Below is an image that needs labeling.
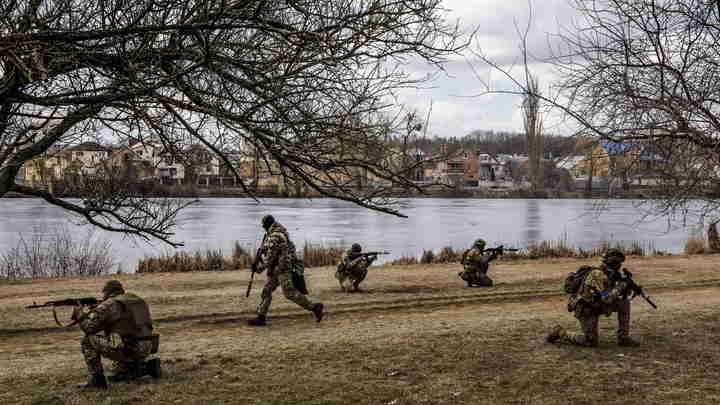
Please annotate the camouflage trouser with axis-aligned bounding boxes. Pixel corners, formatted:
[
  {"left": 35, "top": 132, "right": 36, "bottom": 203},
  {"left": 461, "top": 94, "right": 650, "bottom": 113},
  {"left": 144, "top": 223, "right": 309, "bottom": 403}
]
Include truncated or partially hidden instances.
[
  {"left": 257, "top": 269, "right": 315, "bottom": 316},
  {"left": 559, "top": 299, "right": 631, "bottom": 347},
  {"left": 335, "top": 266, "right": 368, "bottom": 291},
  {"left": 81, "top": 333, "right": 154, "bottom": 375},
  {"left": 459, "top": 270, "right": 493, "bottom": 287}
]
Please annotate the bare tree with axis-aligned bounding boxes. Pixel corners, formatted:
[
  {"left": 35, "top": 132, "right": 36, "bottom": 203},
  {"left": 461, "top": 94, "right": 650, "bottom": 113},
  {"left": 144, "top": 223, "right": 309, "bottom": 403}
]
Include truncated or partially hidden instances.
[
  {"left": 475, "top": 0, "right": 720, "bottom": 225},
  {"left": 0, "top": 0, "right": 467, "bottom": 246},
  {"left": 522, "top": 73, "right": 544, "bottom": 192}
]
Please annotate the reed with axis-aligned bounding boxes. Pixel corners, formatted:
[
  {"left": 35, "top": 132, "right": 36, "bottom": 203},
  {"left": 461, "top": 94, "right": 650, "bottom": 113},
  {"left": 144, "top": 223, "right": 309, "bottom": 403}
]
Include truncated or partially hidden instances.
[{"left": 684, "top": 235, "right": 706, "bottom": 255}]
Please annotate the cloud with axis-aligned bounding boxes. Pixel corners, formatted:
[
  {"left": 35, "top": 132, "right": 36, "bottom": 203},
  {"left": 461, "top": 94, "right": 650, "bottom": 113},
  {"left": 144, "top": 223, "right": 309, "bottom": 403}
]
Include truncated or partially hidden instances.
[{"left": 395, "top": 0, "right": 582, "bottom": 137}]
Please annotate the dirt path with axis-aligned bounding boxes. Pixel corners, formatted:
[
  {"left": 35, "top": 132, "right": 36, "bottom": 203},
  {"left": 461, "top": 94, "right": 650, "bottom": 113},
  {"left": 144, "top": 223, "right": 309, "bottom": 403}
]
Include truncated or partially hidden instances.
[{"left": 1, "top": 255, "right": 719, "bottom": 404}]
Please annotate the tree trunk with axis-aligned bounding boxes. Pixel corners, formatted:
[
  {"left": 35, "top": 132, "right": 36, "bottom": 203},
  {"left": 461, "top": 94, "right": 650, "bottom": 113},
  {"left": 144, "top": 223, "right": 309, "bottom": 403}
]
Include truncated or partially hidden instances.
[{"left": 708, "top": 222, "right": 720, "bottom": 253}]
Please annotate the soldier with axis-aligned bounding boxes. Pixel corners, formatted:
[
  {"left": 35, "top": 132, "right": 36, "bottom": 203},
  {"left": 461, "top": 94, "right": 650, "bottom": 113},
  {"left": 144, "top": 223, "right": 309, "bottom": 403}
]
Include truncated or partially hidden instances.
[
  {"left": 546, "top": 249, "right": 640, "bottom": 347},
  {"left": 247, "top": 215, "right": 324, "bottom": 326},
  {"left": 458, "top": 239, "right": 499, "bottom": 287},
  {"left": 73, "top": 280, "right": 160, "bottom": 390},
  {"left": 336, "top": 243, "right": 375, "bottom": 292}
]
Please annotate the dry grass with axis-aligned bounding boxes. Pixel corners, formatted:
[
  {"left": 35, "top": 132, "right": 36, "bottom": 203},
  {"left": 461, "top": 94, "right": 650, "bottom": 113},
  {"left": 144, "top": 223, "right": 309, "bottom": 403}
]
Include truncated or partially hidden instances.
[
  {"left": 137, "top": 241, "right": 346, "bottom": 274},
  {"left": 301, "top": 242, "right": 344, "bottom": 268},
  {"left": 0, "top": 227, "right": 114, "bottom": 279},
  {"left": 2, "top": 254, "right": 720, "bottom": 404},
  {"left": 684, "top": 235, "right": 707, "bottom": 255}
]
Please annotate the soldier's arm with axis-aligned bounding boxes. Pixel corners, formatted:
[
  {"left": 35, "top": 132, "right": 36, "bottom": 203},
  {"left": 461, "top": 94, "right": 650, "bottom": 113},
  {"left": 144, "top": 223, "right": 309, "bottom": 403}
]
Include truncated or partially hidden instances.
[
  {"left": 78, "top": 300, "right": 117, "bottom": 335},
  {"left": 586, "top": 271, "right": 622, "bottom": 304}
]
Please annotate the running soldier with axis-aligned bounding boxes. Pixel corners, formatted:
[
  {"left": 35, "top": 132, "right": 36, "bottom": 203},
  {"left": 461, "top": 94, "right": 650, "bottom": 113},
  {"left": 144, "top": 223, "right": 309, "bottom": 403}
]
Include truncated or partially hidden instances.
[
  {"left": 247, "top": 215, "right": 324, "bottom": 326},
  {"left": 336, "top": 243, "right": 376, "bottom": 292},
  {"left": 546, "top": 249, "right": 640, "bottom": 347},
  {"left": 458, "top": 239, "right": 499, "bottom": 287},
  {"left": 74, "top": 280, "right": 160, "bottom": 390}
]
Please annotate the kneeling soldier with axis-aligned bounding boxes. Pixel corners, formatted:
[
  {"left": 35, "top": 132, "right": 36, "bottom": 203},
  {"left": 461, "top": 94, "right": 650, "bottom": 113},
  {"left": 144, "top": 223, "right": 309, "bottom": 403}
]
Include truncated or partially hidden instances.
[
  {"left": 459, "top": 239, "right": 497, "bottom": 287},
  {"left": 74, "top": 280, "right": 160, "bottom": 389},
  {"left": 336, "top": 243, "right": 375, "bottom": 292},
  {"left": 546, "top": 249, "right": 640, "bottom": 347}
]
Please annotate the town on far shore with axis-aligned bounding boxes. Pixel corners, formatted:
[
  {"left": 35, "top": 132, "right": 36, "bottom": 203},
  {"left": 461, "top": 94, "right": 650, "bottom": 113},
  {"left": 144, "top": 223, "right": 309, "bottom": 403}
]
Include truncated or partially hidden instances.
[{"left": 14, "top": 130, "right": 666, "bottom": 199}]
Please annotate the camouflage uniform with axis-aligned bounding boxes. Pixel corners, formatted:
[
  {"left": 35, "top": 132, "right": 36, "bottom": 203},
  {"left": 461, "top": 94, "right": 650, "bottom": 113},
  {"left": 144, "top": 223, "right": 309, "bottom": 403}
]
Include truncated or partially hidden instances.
[
  {"left": 78, "top": 282, "right": 155, "bottom": 378},
  {"left": 549, "top": 250, "right": 636, "bottom": 347},
  {"left": 335, "top": 248, "right": 373, "bottom": 292},
  {"left": 459, "top": 239, "right": 497, "bottom": 287},
  {"left": 255, "top": 222, "right": 319, "bottom": 317}
]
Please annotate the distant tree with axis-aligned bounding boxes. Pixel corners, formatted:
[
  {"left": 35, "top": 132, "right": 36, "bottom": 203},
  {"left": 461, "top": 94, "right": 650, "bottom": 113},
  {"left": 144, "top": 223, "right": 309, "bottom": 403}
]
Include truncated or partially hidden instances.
[
  {"left": 0, "top": 0, "right": 466, "bottom": 246},
  {"left": 476, "top": 0, "right": 720, "bottom": 223}
]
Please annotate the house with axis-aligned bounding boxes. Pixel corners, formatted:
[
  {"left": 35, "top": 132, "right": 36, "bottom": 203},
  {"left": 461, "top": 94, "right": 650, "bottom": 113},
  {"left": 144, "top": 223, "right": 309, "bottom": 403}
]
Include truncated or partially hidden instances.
[{"left": 23, "top": 142, "right": 110, "bottom": 186}]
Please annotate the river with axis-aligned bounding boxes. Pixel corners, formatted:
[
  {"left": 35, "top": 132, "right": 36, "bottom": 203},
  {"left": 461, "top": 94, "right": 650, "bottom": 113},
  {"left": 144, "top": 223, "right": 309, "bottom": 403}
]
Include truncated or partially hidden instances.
[{"left": 0, "top": 198, "right": 698, "bottom": 272}]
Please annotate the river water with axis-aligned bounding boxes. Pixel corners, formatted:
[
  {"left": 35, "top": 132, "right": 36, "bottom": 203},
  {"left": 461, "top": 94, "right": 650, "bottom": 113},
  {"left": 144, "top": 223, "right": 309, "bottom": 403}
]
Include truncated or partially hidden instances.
[{"left": 0, "top": 198, "right": 698, "bottom": 272}]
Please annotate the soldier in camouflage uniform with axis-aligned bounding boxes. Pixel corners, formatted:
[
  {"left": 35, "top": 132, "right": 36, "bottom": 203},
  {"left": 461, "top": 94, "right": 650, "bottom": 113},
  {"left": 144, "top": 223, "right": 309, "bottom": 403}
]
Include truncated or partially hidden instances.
[
  {"left": 73, "top": 280, "right": 160, "bottom": 389},
  {"left": 247, "top": 215, "right": 324, "bottom": 326},
  {"left": 336, "top": 243, "right": 375, "bottom": 292},
  {"left": 458, "top": 239, "right": 498, "bottom": 287},
  {"left": 546, "top": 249, "right": 640, "bottom": 347}
]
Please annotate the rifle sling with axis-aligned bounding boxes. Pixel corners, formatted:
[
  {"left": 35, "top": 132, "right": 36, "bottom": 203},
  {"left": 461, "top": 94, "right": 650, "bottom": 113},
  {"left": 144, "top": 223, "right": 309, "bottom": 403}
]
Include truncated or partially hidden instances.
[{"left": 52, "top": 306, "right": 79, "bottom": 328}]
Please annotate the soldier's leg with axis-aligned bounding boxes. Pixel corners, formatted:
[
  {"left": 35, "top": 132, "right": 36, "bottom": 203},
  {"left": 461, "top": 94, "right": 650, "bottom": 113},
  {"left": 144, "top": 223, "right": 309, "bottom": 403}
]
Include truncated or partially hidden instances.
[
  {"left": 459, "top": 271, "right": 474, "bottom": 287},
  {"left": 256, "top": 273, "right": 280, "bottom": 316},
  {"left": 351, "top": 267, "right": 368, "bottom": 292},
  {"left": 278, "top": 270, "right": 315, "bottom": 310},
  {"left": 81, "top": 335, "right": 106, "bottom": 376},
  {"left": 616, "top": 299, "right": 639, "bottom": 346},
  {"left": 475, "top": 273, "right": 494, "bottom": 287},
  {"left": 559, "top": 315, "right": 599, "bottom": 347},
  {"left": 335, "top": 270, "right": 348, "bottom": 292}
]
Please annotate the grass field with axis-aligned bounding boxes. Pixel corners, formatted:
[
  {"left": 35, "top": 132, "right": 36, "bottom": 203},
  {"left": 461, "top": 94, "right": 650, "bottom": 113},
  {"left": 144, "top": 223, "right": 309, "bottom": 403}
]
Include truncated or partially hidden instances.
[{"left": 2, "top": 254, "right": 720, "bottom": 404}]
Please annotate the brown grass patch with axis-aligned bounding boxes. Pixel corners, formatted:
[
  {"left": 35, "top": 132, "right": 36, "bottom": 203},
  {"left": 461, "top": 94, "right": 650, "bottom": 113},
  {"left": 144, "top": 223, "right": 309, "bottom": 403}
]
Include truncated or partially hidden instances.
[{"left": 684, "top": 235, "right": 707, "bottom": 255}]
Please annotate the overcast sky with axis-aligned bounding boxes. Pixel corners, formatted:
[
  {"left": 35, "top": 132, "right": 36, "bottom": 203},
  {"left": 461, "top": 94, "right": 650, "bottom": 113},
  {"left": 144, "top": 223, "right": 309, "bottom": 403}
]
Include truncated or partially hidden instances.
[{"left": 396, "top": 0, "right": 580, "bottom": 138}]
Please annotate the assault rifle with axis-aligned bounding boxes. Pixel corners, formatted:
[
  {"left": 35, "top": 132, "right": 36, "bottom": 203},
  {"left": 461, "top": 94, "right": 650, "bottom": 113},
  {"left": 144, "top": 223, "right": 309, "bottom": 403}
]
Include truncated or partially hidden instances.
[
  {"left": 26, "top": 297, "right": 100, "bottom": 327},
  {"left": 484, "top": 245, "right": 520, "bottom": 255},
  {"left": 359, "top": 251, "right": 390, "bottom": 259},
  {"left": 618, "top": 268, "right": 658, "bottom": 309},
  {"left": 247, "top": 236, "right": 268, "bottom": 298}
]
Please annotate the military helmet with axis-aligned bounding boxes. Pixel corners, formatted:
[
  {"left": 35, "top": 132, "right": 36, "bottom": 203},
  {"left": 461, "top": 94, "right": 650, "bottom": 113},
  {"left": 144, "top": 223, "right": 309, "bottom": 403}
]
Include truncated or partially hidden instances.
[
  {"left": 102, "top": 280, "right": 125, "bottom": 299},
  {"left": 351, "top": 243, "right": 362, "bottom": 253},
  {"left": 473, "top": 239, "right": 486, "bottom": 249},
  {"left": 261, "top": 215, "right": 275, "bottom": 230},
  {"left": 602, "top": 248, "right": 626, "bottom": 265}
]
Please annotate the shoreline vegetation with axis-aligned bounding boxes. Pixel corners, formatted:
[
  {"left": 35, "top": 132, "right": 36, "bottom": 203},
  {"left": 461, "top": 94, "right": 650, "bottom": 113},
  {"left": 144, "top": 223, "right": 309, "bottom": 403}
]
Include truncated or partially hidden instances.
[
  {"left": 1, "top": 186, "right": 663, "bottom": 200},
  {"left": 1, "top": 229, "right": 716, "bottom": 279}
]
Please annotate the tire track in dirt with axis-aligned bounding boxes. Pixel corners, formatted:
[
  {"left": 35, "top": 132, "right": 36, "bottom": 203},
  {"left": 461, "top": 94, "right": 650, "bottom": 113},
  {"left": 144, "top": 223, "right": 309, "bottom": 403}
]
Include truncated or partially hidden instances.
[{"left": 3, "top": 278, "right": 719, "bottom": 337}]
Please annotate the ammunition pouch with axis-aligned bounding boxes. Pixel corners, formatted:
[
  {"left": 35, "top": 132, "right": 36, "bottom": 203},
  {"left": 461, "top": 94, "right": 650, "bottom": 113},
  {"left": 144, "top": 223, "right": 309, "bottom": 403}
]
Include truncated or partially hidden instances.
[
  {"left": 567, "top": 295, "right": 579, "bottom": 312},
  {"left": 125, "top": 334, "right": 160, "bottom": 355}
]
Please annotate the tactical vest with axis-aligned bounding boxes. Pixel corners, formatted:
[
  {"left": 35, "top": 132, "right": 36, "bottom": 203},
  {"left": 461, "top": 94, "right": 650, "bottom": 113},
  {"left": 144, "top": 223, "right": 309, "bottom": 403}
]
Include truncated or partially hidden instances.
[{"left": 108, "top": 293, "right": 153, "bottom": 338}]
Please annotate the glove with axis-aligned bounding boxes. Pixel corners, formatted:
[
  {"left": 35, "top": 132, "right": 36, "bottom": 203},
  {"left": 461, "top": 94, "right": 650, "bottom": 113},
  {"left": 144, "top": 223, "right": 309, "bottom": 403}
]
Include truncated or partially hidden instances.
[
  {"left": 71, "top": 305, "right": 85, "bottom": 321},
  {"left": 615, "top": 281, "right": 630, "bottom": 295}
]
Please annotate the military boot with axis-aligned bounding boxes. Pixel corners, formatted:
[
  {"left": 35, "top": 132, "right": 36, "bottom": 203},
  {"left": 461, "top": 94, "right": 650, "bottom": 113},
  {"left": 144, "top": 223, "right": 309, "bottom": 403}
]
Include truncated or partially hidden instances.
[
  {"left": 77, "top": 373, "right": 108, "bottom": 390},
  {"left": 108, "top": 361, "right": 140, "bottom": 382},
  {"left": 145, "top": 358, "right": 162, "bottom": 379},
  {"left": 312, "top": 303, "right": 324, "bottom": 322},
  {"left": 546, "top": 325, "right": 564, "bottom": 344},
  {"left": 247, "top": 314, "right": 267, "bottom": 326},
  {"left": 618, "top": 336, "right": 641, "bottom": 347}
]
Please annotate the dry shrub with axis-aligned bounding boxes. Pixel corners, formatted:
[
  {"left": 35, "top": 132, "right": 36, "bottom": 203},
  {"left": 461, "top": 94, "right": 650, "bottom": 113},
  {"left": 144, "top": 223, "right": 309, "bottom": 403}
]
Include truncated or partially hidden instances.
[
  {"left": 301, "top": 242, "right": 344, "bottom": 268},
  {"left": 137, "top": 249, "right": 234, "bottom": 273},
  {"left": 684, "top": 235, "right": 706, "bottom": 255},
  {"left": 387, "top": 255, "right": 418, "bottom": 266},
  {"left": 435, "top": 246, "right": 461, "bottom": 263},
  {"left": 420, "top": 249, "right": 435, "bottom": 264},
  {"left": 0, "top": 226, "right": 114, "bottom": 279},
  {"left": 231, "top": 242, "right": 254, "bottom": 269}
]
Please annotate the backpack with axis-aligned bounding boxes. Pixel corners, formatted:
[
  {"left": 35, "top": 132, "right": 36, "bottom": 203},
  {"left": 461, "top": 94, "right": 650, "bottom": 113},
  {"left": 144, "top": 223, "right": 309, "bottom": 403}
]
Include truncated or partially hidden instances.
[{"left": 563, "top": 265, "right": 594, "bottom": 294}]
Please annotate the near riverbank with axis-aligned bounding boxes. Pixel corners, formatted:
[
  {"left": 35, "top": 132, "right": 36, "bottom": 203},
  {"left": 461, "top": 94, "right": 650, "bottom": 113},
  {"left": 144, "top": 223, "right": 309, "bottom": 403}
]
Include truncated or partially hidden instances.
[{"left": 2, "top": 254, "right": 719, "bottom": 404}]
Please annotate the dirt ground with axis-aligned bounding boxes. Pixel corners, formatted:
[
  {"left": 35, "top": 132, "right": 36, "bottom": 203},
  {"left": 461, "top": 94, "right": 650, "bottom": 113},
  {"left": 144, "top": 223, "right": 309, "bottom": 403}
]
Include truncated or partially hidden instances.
[{"left": 1, "top": 254, "right": 719, "bottom": 405}]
